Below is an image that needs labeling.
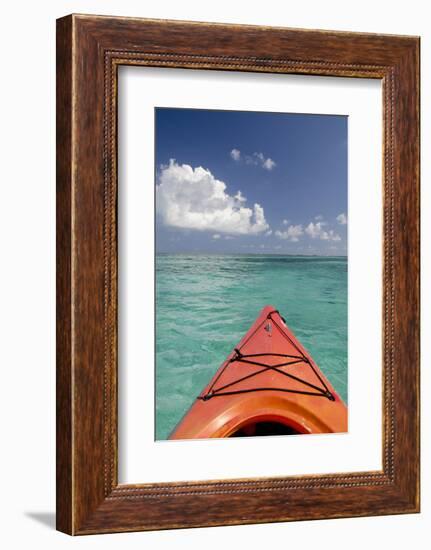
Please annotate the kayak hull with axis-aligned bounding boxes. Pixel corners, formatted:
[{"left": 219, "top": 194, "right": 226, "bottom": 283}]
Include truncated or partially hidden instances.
[{"left": 169, "top": 305, "right": 347, "bottom": 439}]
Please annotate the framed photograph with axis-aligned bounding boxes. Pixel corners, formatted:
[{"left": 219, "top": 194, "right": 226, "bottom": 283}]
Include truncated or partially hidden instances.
[{"left": 56, "top": 14, "right": 420, "bottom": 534}]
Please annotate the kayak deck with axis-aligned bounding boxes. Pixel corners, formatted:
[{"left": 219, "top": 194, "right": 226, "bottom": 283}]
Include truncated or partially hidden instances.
[{"left": 169, "top": 305, "right": 347, "bottom": 439}]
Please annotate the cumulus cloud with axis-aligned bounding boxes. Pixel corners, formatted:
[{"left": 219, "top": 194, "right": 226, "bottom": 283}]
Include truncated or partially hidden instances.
[
  {"left": 230, "top": 148, "right": 241, "bottom": 161},
  {"left": 248, "top": 152, "right": 276, "bottom": 170},
  {"left": 156, "top": 160, "right": 270, "bottom": 235},
  {"left": 262, "top": 158, "right": 276, "bottom": 170},
  {"left": 231, "top": 149, "right": 276, "bottom": 171},
  {"left": 212, "top": 234, "right": 221, "bottom": 240},
  {"left": 314, "top": 214, "right": 324, "bottom": 221},
  {"left": 336, "top": 212, "right": 347, "bottom": 225},
  {"left": 234, "top": 190, "right": 246, "bottom": 202},
  {"left": 305, "top": 221, "right": 325, "bottom": 239},
  {"left": 265, "top": 230, "right": 273, "bottom": 236},
  {"left": 305, "top": 222, "right": 341, "bottom": 241},
  {"left": 275, "top": 218, "right": 343, "bottom": 244},
  {"left": 275, "top": 225, "right": 304, "bottom": 242}
]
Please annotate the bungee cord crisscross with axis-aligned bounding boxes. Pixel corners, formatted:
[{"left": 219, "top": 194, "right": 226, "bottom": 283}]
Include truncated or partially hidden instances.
[{"left": 198, "top": 310, "right": 335, "bottom": 402}]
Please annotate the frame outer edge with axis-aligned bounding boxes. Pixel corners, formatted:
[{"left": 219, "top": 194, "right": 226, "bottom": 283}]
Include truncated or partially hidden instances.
[
  {"left": 392, "top": 38, "right": 420, "bottom": 511},
  {"left": 56, "top": 14, "right": 74, "bottom": 535},
  {"left": 56, "top": 14, "right": 421, "bottom": 535}
]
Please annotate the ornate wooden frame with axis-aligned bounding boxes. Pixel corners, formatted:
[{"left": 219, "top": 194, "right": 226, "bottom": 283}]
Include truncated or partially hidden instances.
[{"left": 56, "top": 14, "right": 420, "bottom": 534}]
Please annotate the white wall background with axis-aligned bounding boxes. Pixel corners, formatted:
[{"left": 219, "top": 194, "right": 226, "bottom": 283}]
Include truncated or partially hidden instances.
[{"left": 0, "top": 0, "right": 427, "bottom": 548}]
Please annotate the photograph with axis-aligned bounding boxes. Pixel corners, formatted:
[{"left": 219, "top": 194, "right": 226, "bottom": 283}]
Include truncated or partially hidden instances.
[{"left": 155, "top": 107, "right": 348, "bottom": 440}]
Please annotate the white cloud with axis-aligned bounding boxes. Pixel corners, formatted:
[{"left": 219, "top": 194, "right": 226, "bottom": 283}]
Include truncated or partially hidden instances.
[
  {"left": 275, "top": 225, "right": 304, "bottom": 242},
  {"left": 262, "top": 158, "right": 276, "bottom": 171},
  {"left": 305, "top": 222, "right": 323, "bottom": 239},
  {"left": 234, "top": 190, "right": 246, "bottom": 202},
  {"left": 230, "top": 148, "right": 241, "bottom": 161},
  {"left": 156, "top": 160, "right": 270, "bottom": 235},
  {"left": 265, "top": 230, "right": 273, "bottom": 236},
  {"left": 315, "top": 214, "right": 324, "bottom": 221},
  {"left": 251, "top": 152, "right": 276, "bottom": 170},
  {"left": 305, "top": 222, "right": 341, "bottom": 241},
  {"left": 275, "top": 219, "right": 342, "bottom": 244},
  {"left": 336, "top": 212, "right": 347, "bottom": 225},
  {"left": 236, "top": 150, "right": 276, "bottom": 170},
  {"left": 212, "top": 234, "right": 221, "bottom": 240}
]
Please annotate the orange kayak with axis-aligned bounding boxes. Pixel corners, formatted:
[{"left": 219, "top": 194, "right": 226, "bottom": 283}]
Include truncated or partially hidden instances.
[{"left": 169, "top": 305, "right": 347, "bottom": 439}]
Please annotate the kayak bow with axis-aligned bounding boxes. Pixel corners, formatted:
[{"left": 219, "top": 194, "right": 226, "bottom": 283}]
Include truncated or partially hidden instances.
[{"left": 169, "top": 305, "right": 347, "bottom": 439}]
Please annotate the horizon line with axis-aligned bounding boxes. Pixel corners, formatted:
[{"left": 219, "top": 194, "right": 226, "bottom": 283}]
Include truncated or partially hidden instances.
[{"left": 155, "top": 252, "right": 348, "bottom": 258}]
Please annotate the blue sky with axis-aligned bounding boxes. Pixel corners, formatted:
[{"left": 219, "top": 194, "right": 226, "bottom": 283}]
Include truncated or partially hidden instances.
[{"left": 155, "top": 108, "right": 347, "bottom": 255}]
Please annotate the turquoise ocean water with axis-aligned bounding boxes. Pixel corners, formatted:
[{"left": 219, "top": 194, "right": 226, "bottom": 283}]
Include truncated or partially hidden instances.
[{"left": 155, "top": 254, "right": 348, "bottom": 440}]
